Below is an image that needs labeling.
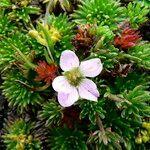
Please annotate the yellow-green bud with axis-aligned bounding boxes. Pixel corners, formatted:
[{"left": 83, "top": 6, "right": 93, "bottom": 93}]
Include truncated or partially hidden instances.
[
  {"left": 29, "top": 30, "right": 47, "bottom": 46},
  {"left": 29, "top": 30, "right": 39, "bottom": 38},
  {"left": 49, "top": 27, "right": 61, "bottom": 43},
  {"left": 12, "top": 5, "right": 17, "bottom": 9},
  {"left": 36, "top": 36, "right": 47, "bottom": 46},
  {"left": 16, "top": 143, "right": 25, "bottom": 150},
  {"left": 142, "top": 135, "right": 149, "bottom": 143},
  {"left": 26, "top": 135, "right": 33, "bottom": 144},
  {"left": 18, "top": 134, "right": 26, "bottom": 143},
  {"left": 135, "top": 136, "right": 142, "bottom": 144},
  {"left": 142, "top": 122, "right": 150, "bottom": 130}
]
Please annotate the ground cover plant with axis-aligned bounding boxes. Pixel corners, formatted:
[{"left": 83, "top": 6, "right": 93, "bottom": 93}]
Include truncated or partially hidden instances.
[{"left": 0, "top": 0, "right": 150, "bottom": 149}]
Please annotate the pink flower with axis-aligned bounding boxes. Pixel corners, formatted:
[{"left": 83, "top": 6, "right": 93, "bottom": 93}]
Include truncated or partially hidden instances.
[{"left": 52, "top": 50, "right": 103, "bottom": 107}]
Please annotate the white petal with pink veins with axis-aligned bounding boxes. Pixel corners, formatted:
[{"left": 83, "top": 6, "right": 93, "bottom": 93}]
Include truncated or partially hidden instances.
[
  {"left": 78, "top": 79, "right": 99, "bottom": 101},
  {"left": 58, "top": 88, "right": 79, "bottom": 107},
  {"left": 80, "top": 58, "right": 103, "bottom": 77},
  {"left": 60, "top": 50, "right": 79, "bottom": 71},
  {"left": 52, "top": 76, "right": 73, "bottom": 93}
]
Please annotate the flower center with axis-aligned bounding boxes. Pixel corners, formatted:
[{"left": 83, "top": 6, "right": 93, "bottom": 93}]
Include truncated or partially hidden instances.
[{"left": 64, "top": 67, "right": 84, "bottom": 87}]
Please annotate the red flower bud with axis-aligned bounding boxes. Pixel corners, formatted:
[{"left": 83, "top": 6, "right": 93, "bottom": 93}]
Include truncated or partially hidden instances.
[
  {"left": 35, "top": 61, "right": 58, "bottom": 84},
  {"left": 114, "top": 27, "right": 141, "bottom": 50}
]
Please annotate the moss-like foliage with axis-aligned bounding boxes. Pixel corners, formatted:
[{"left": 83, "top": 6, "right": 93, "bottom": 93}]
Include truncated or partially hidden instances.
[
  {"left": 0, "top": 0, "right": 11, "bottom": 7},
  {"left": 0, "top": 32, "right": 44, "bottom": 71},
  {"left": 49, "top": 127, "right": 87, "bottom": 150},
  {"left": 127, "top": 41, "right": 150, "bottom": 69},
  {"left": 48, "top": 14, "right": 75, "bottom": 57},
  {"left": 39, "top": 100, "right": 63, "bottom": 126},
  {"left": 1, "top": 69, "right": 43, "bottom": 112},
  {"left": 3, "top": 118, "right": 42, "bottom": 150},
  {"left": 0, "top": 10, "right": 16, "bottom": 37},
  {"left": 121, "top": 85, "right": 150, "bottom": 120},
  {"left": 72, "top": 0, "right": 125, "bottom": 29},
  {"left": 125, "top": 2, "right": 149, "bottom": 28},
  {"left": 79, "top": 100, "right": 105, "bottom": 124},
  {"left": 0, "top": 0, "right": 150, "bottom": 149},
  {"left": 0, "top": 0, "right": 40, "bottom": 22},
  {"left": 87, "top": 129, "right": 123, "bottom": 150}
]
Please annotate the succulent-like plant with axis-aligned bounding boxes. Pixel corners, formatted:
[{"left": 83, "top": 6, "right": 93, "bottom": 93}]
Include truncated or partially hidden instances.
[
  {"left": 39, "top": 99, "right": 63, "bottom": 126},
  {"left": 8, "top": 6, "right": 40, "bottom": 23},
  {"left": 114, "top": 71, "right": 149, "bottom": 92},
  {"left": 121, "top": 85, "right": 150, "bottom": 120},
  {"left": 0, "top": 10, "right": 16, "bottom": 37},
  {"left": 3, "top": 118, "right": 42, "bottom": 150},
  {"left": 0, "top": 0, "right": 11, "bottom": 7},
  {"left": 72, "top": 0, "right": 125, "bottom": 30},
  {"left": 125, "top": 2, "right": 149, "bottom": 28},
  {"left": 1, "top": 69, "right": 43, "bottom": 112},
  {"left": 126, "top": 41, "right": 150, "bottom": 69},
  {"left": 49, "top": 127, "right": 87, "bottom": 150},
  {"left": 47, "top": 14, "right": 74, "bottom": 56},
  {"left": 79, "top": 100, "right": 105, "bottom": 124},
  {"left": 107, "top": 85, "right": 150, "bottom": 121},
  {"left": 87, "top": 129, "right": 123, "bottom": 150},
  {"left": 0, "top": 32, "right": 44, "bottom": 71}
]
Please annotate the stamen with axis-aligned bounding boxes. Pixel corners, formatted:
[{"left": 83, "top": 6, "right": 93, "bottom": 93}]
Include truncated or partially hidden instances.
[{"left": 64, "top": 67, "right": 84, "bottom": 86}]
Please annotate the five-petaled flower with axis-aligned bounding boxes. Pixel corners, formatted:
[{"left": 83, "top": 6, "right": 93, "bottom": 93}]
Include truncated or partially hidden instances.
[
  {"left": 114, "top": 27, "right": 141, "bottom": 50},
  {"left": 52, "top": 50, "right": 103, "bottom": 107},
  {"left": 35, "top": 61, "right": 58, "bottom": 84}
]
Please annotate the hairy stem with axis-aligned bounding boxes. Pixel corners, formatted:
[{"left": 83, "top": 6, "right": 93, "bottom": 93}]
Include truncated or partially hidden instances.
[
  {"left": 106, "top": 93, "right": 123, "bottom": 102},
  {"left": 96, "top": 113, "right": 105, "bottom": 132},
  {"left": 16, "top": 80, "right": 50, "bottom": 91}
]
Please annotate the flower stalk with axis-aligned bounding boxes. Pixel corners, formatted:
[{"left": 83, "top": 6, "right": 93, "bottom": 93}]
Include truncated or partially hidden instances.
[
  {"left": 16, "top": 80, "right": 50, "bottom": 91},
  {"left": 38, "top": 23, "right": 55, "bottom": 62}
]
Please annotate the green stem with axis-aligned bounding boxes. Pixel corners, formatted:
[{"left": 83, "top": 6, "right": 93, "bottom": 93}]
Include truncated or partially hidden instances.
[
  {"left": 44, "top": 49, "right": 53, "bottom": 64},
  {"left": 46, "top": 44, "right": 54, "bottom": 62},
  {"left": 38, "top": 23, "right": 54, "bottom": 62},
  {"left": 43, "top": 0, "right": 56, "bottom": 62},
  {"left": 119, "top": 53, "right": 142, "bottom": 62},
  {"left": 10, "top": 44, "right": 36, "bottom": 69},
  {"left": 34, "top": 84, "right": 50, "bottom": 91}
]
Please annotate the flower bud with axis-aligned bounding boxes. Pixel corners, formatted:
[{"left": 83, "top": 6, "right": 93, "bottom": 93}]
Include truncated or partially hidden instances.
[
  {"left": 142, "top": 135, "right": 149, "bottom": 143},
  {"left": 49, "top": 27, "right": 61, "bottom": 43},
  {"left": 142, "top": 122, "right": 150, "bottom": 130},
  {"left": 28, "top": 30, "right": 39, "bottom": 38},
  {"left": 135, "top": 136, "right": 142, "bottom": 144}
]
